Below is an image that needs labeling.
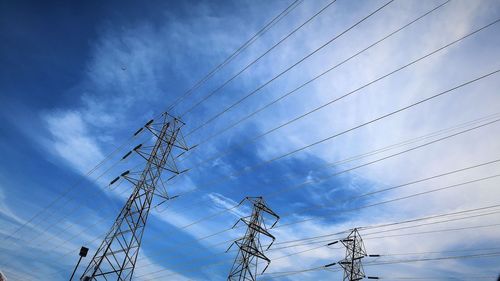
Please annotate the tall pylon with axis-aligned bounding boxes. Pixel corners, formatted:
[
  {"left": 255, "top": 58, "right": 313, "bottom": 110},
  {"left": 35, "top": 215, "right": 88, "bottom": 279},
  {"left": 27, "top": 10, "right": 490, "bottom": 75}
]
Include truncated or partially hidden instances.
[
  {"left": 325, "top": 228, "right": 379, "bottom": 280},
  {"left": 227, "top": 196, "right": 279, "bottom": 281},
  {"left": 338, "top": 228, "right": 367, "bottom": 281},
  {"left": 80, "top": 113, "right": 189, "bottom": 281}
]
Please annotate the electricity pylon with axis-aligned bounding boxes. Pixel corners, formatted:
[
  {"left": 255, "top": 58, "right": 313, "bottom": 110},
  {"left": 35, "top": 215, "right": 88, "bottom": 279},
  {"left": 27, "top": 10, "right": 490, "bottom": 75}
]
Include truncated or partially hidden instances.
[
  {"left": 227, "top": 196, "right": 279, "bottom": 281},
  {"left": 338, "top": 228, "right": 367, "bottom": 281},
  {"left": 325, "top": 228, "right": 380, "bottom": 280},
  {"left": 325, "top": 228, "right": 369, "bottom": 281},
  {"left": 80, "top": 113, "right": 188, "bottom": 281}
]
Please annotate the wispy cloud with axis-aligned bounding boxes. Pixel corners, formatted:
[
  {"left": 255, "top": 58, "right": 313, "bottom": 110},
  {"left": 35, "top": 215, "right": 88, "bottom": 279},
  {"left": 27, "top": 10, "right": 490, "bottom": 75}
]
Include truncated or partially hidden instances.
[
  {"left": 3, "top": 0, "right": 500, "bottom": 280},
  {"left": 43, "top": 111, "right": 105, "bottom": 174}
]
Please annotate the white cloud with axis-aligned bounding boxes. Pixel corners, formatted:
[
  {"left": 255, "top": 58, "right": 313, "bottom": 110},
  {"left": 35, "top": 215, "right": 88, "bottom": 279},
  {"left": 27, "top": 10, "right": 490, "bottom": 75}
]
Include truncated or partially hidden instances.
[
  {"left": 43, "top": 111, "right": 105, "bottom": 175},
  {"left": 8, "top": 0, "right": 499, "bottom": 279},
  {"left": 0, "top": 187, "right": 25, "bottom": 227},
  {"left": 205, "top": 192, "right": 248, "bottom": 218}
]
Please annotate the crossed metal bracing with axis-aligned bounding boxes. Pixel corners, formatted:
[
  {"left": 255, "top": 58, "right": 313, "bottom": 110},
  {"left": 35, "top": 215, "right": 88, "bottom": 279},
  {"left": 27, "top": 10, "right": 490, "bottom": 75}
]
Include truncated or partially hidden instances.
[
  {"left": 80, "top": 113, "right": 188, "bottom": 281},
  {"left": 339, "top": 228, "right": 367, "bottom": 281},
  {"left": 227, "top": 197, "right": 279, "bottom": 281}
]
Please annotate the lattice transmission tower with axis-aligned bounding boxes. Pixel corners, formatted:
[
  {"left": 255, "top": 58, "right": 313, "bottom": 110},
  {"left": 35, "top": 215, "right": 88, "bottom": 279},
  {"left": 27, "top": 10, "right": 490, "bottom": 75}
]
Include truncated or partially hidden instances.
[
  {"left": 326, "top": 228, "right": 379, "bottom": 280},
  {"left": 325, "top": 228, "right": 367, "bottom": 280},
  {"left": 80, "top": 113, "right": 189, "bottom": 281},
  {"left": 227, "top": 196, "right": 279, "bottom": 281},
  {"left": 338, "top": 228, "right": 367, "bottom": 281}
]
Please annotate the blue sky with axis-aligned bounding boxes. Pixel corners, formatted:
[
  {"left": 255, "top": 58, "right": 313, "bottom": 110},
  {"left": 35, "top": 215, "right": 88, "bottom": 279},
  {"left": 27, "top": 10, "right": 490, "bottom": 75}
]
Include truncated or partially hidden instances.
[{"left": 1, "top": 0, "right": 500, "bottom": 280}]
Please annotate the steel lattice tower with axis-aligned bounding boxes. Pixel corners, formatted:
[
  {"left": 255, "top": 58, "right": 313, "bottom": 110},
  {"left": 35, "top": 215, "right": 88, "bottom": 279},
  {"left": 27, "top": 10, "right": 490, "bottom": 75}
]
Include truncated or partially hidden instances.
[
  {"left": 227, "top": 196, "right": 279, "bottom": 281},
  {"left": 80, "top": 113, "right": 188, "bottom": 281},
  {"left": 338, "top": 228, "right": 367, "bottom": 281}
]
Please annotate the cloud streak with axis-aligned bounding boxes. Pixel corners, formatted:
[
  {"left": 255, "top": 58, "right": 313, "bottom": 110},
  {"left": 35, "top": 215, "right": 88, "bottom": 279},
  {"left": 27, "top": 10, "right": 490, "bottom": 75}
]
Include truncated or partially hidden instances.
[{"left": 2, "top": 0, "right": 500, "bottom": 280}]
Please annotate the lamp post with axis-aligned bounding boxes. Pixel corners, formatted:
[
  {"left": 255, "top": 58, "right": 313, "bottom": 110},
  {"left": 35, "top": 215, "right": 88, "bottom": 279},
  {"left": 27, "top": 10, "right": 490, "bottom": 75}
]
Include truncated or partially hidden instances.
[{"left": 69, "top": 246, "right": 88, "bottom": 281}]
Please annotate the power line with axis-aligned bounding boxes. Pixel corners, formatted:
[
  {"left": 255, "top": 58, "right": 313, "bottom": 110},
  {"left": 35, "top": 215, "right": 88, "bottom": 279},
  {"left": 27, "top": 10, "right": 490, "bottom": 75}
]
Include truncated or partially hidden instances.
[
  {"left": 35, "top": 185, "right": 136, "bottom": 252},
  {"left": 30, "top": 1, "right": 310, "bottom": 249},
  {"left": 156, "top": 111, "right": 500, "bottom": 232},
  {"left": 127, "top": 118, "right": 500, "bottom": 269},
  {"left": 1, "top": 147, "right": 152, "bottom": 254},
  {"left": 179, "top": 0, "right": 339, "bottom": 118},
  {"left": 9, "top": 1, "right": 500, "bottom": 278},
  {"left": 278, "top": 172, "right": 500, "bottom": 228},
  {"left": 0, "top": 114, "right": 175, "bottom": 254},
  {"left": 260, "top": 210, "right": 500, "bottom": 252},
  {"left": 68, "top": 1, "right": 362, "bottom": 224},
  {"left": 166, "top": 0, "right": 303, "bottom": 112},
  {"left": 263, "top": 245, "right": 498, "bottom": 279},
  {"left": 1, "top": 0, "right": 303, "bottom": 256},
  {"left": 131, "top": 207, "right": 500, "bottom": 280},
  {"left": 183, "top": 0, "right": 394, "bottom": 133},
  {"left": 267, "top": 118, "right": 500, "bottom": 202},
  {"left": 0, "top": 148, "right": 138, "bottom": 267},
  {"left": 271, "top": 205, "right": 500, "bottom": 248},
  {"left": 260, "top": 265, "right": 327, "bottom": 279},
  {"left": 143, "top": 219, "right": 500, "bottom": 279},
  {"left": 84, "top": 167, "right": 500, "bottom": 279},
  {"left": 370, "top": 276, "right": 498, "bottom": 280},
  {"left": 37, "top": 163, "right": 151, "bottom": 245},
  {"left": 273, "top": 210, "right": 500, "bottom": 255},
  {"left": 259, "top": 211, "right": 500, "bottom": 254},
  {"left": 362, "top": 210, "right": 500, "bottom": 236},
  {"left": 7, "top": 114, "right": 197, "bottom": 253},
  {"left": 11, "top": 163, "right": 153, "bottom": 263},
  {"left": 374, "top": 247, "right": 500, "bottom": 257},
  {"left": 280, "top": 154, "right": 500, "bottom": 217},
  {"left": 180, "top": 0, "right": 450, "bottom": 161},
  {"left": 0, "top": 133, "right": 138, "bottom": 244},
  {"left": 131, "top": 7, "right": 497, "bottom": 222},
  {"left": 116, "top": 100, "right": 493, "bottom": 259},
  {"left": 105, "top": 122, "right": 500, "bottom": 269},
  {"left": 260, "top": 252, "right": 500, "bottom": 279},
  {"left": 364, "top": 252, "right": 500, "bottom": 266},
  {"left": 33, "top": 10, "right": 500, "bottom": 280},
  {"left": 1, "top": 108, "right": 181, "bottom": 249},
  {"left": 364, "top": 222, "right": 500, "bottom": 241},
  {"left": 133, "top": 146, "right": 500, "bottom": 267},
  {"left": 176, "top": 68, "right": 500, "bottom": 203},
  {"left": 129, "top": 191, "right": 500, "bottom": 277},
  {"left": 180, "top": 16, "right": 500, "bottom": 174}
]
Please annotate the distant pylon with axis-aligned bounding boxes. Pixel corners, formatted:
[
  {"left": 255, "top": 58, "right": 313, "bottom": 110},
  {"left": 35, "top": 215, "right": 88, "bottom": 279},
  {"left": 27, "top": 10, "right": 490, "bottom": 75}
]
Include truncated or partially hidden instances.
[
  {"left": 80, "top": 113, "right": 189, "bottom": 281},
  {"left": 325, "top": 228, "right": 379, "bottom": 280},
  {"left": 339, "top": 228, "right": 366, "bottom": 281},
  {"left": 330, "top": 228, "right": 366, "bottom": 281},
  {"left": 227, "top": 196, "right": 279, "bottom": 281}
]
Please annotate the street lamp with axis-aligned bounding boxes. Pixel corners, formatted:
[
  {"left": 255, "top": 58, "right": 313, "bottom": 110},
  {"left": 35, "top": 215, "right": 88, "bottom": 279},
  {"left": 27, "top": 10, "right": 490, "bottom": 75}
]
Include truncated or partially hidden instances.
[{"left": 69, "top": 246, "right": 89, "bottom": 281}]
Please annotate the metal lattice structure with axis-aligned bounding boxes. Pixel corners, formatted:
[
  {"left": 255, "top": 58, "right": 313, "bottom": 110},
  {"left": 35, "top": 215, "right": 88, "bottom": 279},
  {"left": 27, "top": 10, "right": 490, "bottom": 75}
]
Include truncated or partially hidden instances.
[
  {"left": 338, "top": 228, "right": 367, "bottom": 281},
  {"left": 80, "top": 113, "right": 188, "bottom": 281},
  {"left": 227, "top": 196, "right": 279, "bottom": 281}
]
